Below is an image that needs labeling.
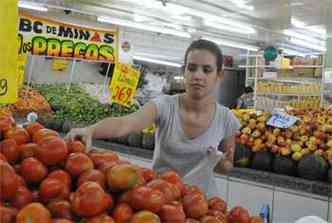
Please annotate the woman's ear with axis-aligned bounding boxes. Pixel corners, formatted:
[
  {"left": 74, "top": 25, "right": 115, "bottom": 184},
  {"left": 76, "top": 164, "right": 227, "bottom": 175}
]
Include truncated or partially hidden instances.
[{"left": 218, "top": 70, "right": 224, "bottom": 80}]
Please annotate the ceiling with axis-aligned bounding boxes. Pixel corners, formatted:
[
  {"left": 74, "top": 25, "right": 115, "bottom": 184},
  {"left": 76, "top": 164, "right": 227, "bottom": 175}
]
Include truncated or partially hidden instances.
[{"left": 19, "top": 0, "right": 331, "bottom": 63}]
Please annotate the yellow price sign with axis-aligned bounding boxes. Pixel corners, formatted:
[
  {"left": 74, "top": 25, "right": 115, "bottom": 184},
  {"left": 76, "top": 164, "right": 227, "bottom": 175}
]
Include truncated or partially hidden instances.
[
  {"left": 17, "top": 53, "right": 27, "bottom": 88},
  {"left": 0, "top": 0, "right": 19, "bottom": 104},
  {"left": 110, "top": 63, "right": 140, "bottom": 107}
]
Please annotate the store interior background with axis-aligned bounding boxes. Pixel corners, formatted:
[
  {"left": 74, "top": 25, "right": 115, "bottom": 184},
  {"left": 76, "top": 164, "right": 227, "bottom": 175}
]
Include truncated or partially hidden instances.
[
  {"left": 10, "top": 1, "right": 332, "bottom": 222},
  {"left": 21, "top": 0, "right": 331, "bottom": 109}
]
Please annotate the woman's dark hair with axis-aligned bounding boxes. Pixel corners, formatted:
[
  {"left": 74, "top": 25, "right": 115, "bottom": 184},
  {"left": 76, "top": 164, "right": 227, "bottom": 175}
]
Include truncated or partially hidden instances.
[
  {"left": 183, "top": 39, "right": 224, "bottom": 72},
  {"left": 244, "top": 86, "right": 254, "bottom": 94}
]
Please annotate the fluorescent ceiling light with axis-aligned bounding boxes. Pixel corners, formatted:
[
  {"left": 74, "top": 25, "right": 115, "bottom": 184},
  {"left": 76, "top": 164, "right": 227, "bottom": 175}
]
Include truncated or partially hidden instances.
[
  {"left": 231, "top": 0, "right": 255, "bottom": 11},
  {"left": 290, "top": 38, "right": 326, "bottom": 52},
  {"left": 98, "top": 16, "right": 191, "bottom": 38},
  {"left": 205, "top": 21, "right": 255, "bottom": 34},
  {"left": 125, "top": 0, "right": 190, "bottom": 15},
  {"left": 306, "top": 26, "right": 327, "bottom": 37},
  {"left": 291, "top": 17, "right": 327, "bottom": 38},
  {"left": 133, "top": 14, "right": 149, "bottom": 22},
  {"left": 204, "top": 37, "right": 259, "bottom": 51},
  {"left": 291, "top": 18, "right": 306, "bottom": 28},
  {"left": 283, "top": 30, "right": 323, "bottom": 44},
  {"left": 280, "top": 48, "right": 306, "bottom": 57},
  {"left": 174, "top": 76, "right": 184, "bottom": 80},
  {"left": 133, "top": 55, "right": 182, "bottom": 68},
  {"left": 124, "top": 0, "right": 255, "bottom": 32},
  {"left": 18, "top": 2, "right": 48, "bottom": 11}
]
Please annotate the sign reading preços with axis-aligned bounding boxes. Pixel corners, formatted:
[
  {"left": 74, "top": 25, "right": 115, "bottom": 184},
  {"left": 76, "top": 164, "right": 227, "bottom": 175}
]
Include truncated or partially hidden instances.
[{"left": 18, "top": 14, "right": 118, "bottom": 63}]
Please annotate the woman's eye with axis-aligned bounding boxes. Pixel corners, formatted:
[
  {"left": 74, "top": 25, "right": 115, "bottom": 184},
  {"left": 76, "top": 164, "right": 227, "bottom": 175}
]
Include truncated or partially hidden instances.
[
  {"left": 188, "top": 65, "right": 197, "bottom": 72},
  {"left": 203, "top": 67, "right": 213, "bottom": 74}
]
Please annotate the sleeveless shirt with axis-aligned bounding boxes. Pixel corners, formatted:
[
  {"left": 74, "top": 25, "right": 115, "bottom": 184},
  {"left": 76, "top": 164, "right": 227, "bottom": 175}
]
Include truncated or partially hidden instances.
[{"left": 152, "top": 95, "right": 241, "bottom": 197}]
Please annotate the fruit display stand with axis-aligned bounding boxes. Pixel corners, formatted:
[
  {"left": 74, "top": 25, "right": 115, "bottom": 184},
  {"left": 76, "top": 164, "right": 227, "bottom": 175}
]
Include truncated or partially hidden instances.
[
  {"left": 0, "top": 115, "right": 271, "bottom": 223},
  {"left": 240, "top": 53, "right": 326, "bottom": 111},
  {"left": 84, "top": 106, "right": 332, "bottom": 222},
  {"left": 91, "top": 139, "right": 331, "bottom": 223}
]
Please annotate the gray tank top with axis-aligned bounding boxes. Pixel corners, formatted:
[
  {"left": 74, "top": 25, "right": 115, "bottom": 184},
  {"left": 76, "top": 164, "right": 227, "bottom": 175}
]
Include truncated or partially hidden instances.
[{"left": 152, "top": 95, "right": 241, "bottom": 197}]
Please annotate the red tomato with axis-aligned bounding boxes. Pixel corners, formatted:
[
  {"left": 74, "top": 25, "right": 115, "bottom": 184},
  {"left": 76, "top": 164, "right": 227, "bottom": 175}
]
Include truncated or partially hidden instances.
[
  {"left": 25, "top": 122, "right": 44, "bottom": 137},
  {"left": 208, "top": 197, "right": 227, "bottom": 213},
  {"left": 71, "top": 182, "right": 110, "bottom": 217},
  {"left": 159, "top": 170, "right": 184, "bottom": 198},
  {"left": 48, "top": 200, "right": 74, "bottom": 220},
  {"left": 0, "top": 160, "right": 18, "bottom": 201},
  {"left": 147, "top": 179, "right": 178, "bottom": 203},
  {"left": 89, "top": 150, "right": 119, "bottom": 168},
  {"left": 52, "top": 219, "right": 74, "bottom": 223},
  {"left": 183, "top": 193, "right": 208, "bottom": 219},
  {"left": 66, "top": 140, "right": 86, "bottom": 153},
  {"left": 4, "top": 127, "right": 30, "bottom": 146},
  {"left": 0, "top": 115, "right": 15, "bottom": 132},
  {"left": 19, "top": 143, "right": 39, "bottom": 160},
  {"left": 65, "top": 153, "right": 94, "bottom": 177},
  {"left": 112, "top": 203, "right": 133, "bottom": 223},
  {"left": 48, "top": 170, "right": 72, "bottom": 189},
  {"left": 83, "top": 214, "right": 115, "bottom": 223},
  {"left": 77, "top": 169, "right": 106, "bottom": 189},
  {"left": 130, "top": 211, "right": 161, "bottom": 223},
  {"left": 227, "top": 206, "right": 250, "bottom": 223},
  {"left": 0, "top": 138, "right": 19, "bottom": 163},
  {"left": 32, "top": 128, "right": 59, "bottom": 143},
  {"left": 16, "top": 202, "right": 52, "bottom": 223},
  {"left": 200, "top": 215, "right": 225, "bottom": 223},
  {"left": 0, "top": 205, "right": 18, "bottom": 223},
  {"left": 159, "top": 201, "right": 186, "bottom": 223},
  {"left": 20, "top": 158, "right": 48, "bottom": 183},
  {"left": 139, "top": 167, "right": 157, "bottom": 182},
  {"left": 130, "top": 186, "right": 166, "bottom": 213},
  {"left": 39, "top": 178, "right": 70, "bottom": 203},
  {"left": 36, "top": 136, "right": 68, "bottom": 166},
  {"left": 0, "top": 152, "right": 7, "bottom": 161},
  {"left": 11, "top": 186, "right": 33, "bottom": 209}
]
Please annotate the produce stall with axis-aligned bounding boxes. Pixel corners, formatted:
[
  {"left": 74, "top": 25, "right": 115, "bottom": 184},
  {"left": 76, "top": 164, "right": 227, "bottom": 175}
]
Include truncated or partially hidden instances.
[
  {"left": 0, "top": 115, "right": 266, "bottom": 223},
  {"left": 1, "top": 0, "right": 332, "bottom": 222}
]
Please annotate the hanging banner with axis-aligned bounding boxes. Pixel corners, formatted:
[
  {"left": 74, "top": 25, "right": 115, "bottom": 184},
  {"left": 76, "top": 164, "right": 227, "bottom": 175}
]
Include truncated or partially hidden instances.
[
  {"left": 18, "top": 13, "right": 118, "bottom": 63},
  {"left": 0, "top": 0, "right": 19, "bottom": 104},
  {"left": 110, "top": 64, "right": 141, "bottom": 107}
]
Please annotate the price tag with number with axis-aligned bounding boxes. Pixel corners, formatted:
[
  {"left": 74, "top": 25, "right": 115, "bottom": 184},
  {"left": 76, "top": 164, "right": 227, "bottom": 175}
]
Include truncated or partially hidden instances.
[
  {"left": 110, "top": 63, "right": 140, "bottom": 107},
  {"left": 267, "top": 112, "right": 298, "bottom": 129},
  {"left": 0, "top": 0, "right": 19, "bottom": 104}
]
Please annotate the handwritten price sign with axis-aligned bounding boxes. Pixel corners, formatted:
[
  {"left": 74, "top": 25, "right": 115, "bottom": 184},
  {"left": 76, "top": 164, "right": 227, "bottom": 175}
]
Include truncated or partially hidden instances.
[
  {"left": 267, "top": 112, "right": 298, "bottom": 129},
  {"left": 110, "top": 63, "right": 140, "bottom": 107},
  {"left": 0, "top": 0, "right": 19, "bottom": 104}
]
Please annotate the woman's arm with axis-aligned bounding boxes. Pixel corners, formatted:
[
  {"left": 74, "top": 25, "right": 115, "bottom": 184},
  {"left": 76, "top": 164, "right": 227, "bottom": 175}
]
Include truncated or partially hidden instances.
[
  {"left": 90, "top": 101, "right": 157, "bottom": 139},
  {"left": 216, "top": 135, "right": 236, "bottom": 174},
  {"left": 223, "top": 135, "right": 236, "bottom": 163}
]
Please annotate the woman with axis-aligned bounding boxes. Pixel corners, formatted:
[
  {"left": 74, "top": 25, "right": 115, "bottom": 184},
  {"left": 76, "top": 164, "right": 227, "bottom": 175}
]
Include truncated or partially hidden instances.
[
  {"left": 66, "top": 39, "right": 241, "bottom": 197},
  {"left": 236, "top": 86, "right": 254, "bottom": 109}
]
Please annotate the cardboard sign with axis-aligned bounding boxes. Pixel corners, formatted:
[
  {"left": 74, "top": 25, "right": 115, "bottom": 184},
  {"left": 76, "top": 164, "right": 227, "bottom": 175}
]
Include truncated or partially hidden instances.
[
  {"left": 267, "top": 112, "right": 298, "bottom": 129},
  {"left": 0, "top": 0, "right": 19, "bottom": 104},
  {"left": 17, "top": 52, "right": 27, "bottom": 87},
  {"left": 18, "top": 13, "right": 118, "bottom": 63},
  {"left": 110, "top": 64, "right": 140, "bottom": 107}
]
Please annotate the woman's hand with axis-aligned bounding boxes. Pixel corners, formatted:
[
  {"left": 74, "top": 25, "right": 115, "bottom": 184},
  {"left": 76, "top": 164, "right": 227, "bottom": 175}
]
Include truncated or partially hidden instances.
[{"left": 65, "top": 127, "right": 94, "bottom": 151}]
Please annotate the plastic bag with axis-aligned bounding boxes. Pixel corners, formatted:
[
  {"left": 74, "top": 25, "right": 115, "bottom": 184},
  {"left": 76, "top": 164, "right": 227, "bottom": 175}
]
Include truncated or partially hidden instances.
[{"left": 182, "top": 147, "right": 224, "bottom": 191}]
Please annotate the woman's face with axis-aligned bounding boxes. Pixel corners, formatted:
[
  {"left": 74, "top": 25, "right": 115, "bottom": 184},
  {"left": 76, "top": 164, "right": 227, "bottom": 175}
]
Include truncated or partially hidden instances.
[{"left": 184, "top": 49, "right": 222, "bottom": 100}]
